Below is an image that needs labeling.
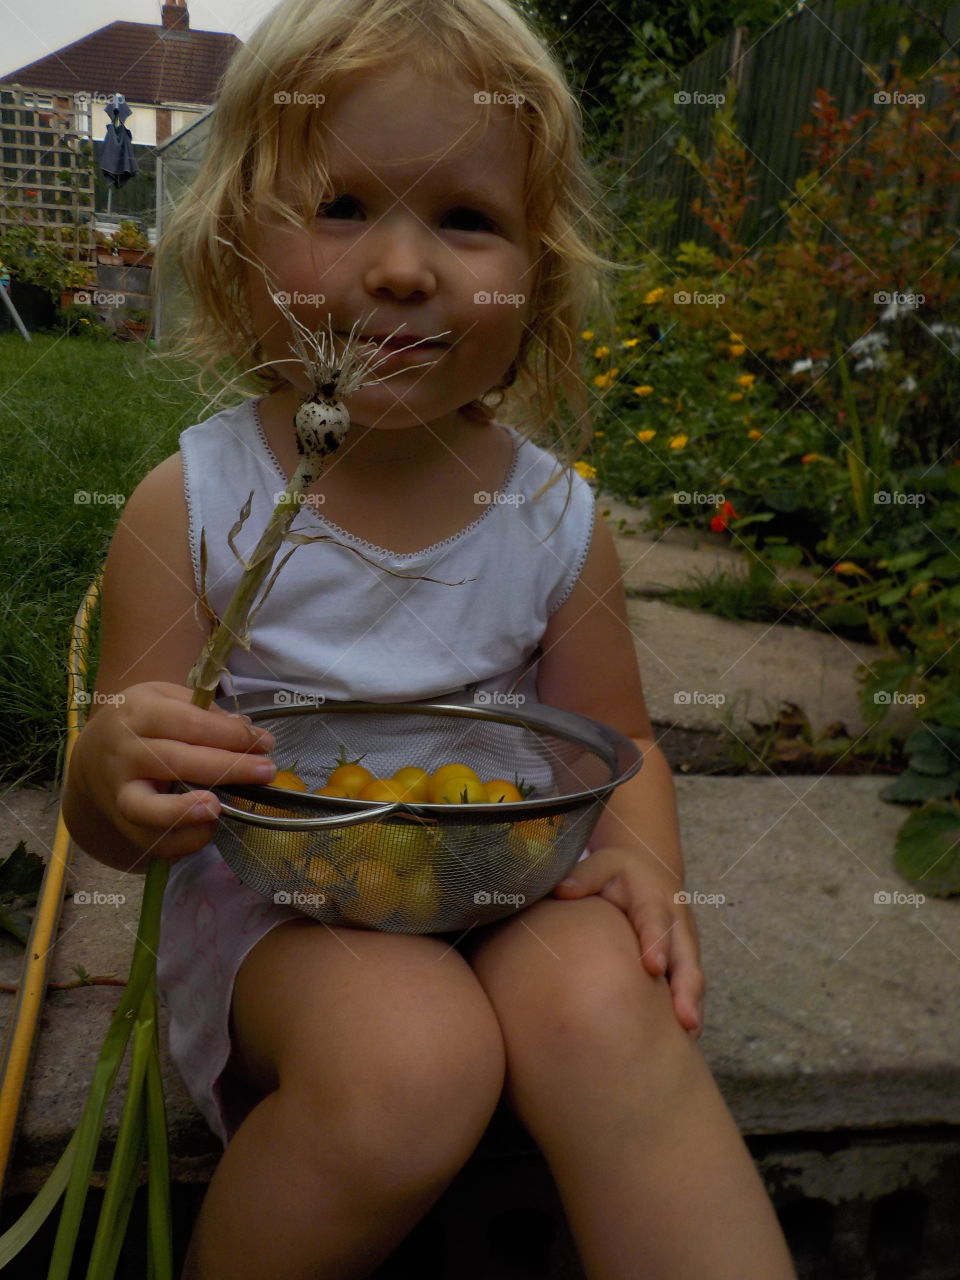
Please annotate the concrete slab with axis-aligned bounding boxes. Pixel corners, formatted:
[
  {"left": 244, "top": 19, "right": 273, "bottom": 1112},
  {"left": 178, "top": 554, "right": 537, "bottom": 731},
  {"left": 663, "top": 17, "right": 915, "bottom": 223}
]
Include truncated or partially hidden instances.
[
  {"left": 677, "top": 774, "right": 960, "bottom": 1133},
  {"left": 628, "top": 597, "right": 920, "bottom": 739},
  {"left": 599, "top": 493, "right": 819, "bottom": 594},
  {"left": 3, "top": 775, "right": 956, "bottom": 1190}
]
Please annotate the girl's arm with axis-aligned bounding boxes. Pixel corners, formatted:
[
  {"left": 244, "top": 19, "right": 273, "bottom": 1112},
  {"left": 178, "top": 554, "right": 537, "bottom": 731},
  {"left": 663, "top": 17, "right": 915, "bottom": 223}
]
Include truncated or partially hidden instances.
[
  {"left": 535, "top": 510, "right": 703, "bottom": 1036},
  {"left": 62, "top": 453, "right": 276, "bottom": 874}
]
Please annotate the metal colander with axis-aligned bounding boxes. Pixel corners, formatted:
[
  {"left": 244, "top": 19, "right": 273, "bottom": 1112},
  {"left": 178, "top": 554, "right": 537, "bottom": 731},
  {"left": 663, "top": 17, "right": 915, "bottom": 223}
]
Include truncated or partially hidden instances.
[{"left": 198, "top": 693, "right": 642, "bottom": 934}]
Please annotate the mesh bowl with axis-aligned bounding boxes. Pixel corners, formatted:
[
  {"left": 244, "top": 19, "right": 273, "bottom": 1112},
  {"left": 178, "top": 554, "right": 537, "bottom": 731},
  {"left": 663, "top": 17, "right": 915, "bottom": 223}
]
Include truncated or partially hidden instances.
[{"left": 195, "top": 693, "right": 642, "bottom": 934}]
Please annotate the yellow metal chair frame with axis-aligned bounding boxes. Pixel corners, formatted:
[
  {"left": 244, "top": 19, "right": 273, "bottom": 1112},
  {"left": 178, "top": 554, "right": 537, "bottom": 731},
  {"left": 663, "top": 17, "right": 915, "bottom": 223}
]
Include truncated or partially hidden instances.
[{"left": 0, "top": 575, "right": 102, "bottom": 1196}]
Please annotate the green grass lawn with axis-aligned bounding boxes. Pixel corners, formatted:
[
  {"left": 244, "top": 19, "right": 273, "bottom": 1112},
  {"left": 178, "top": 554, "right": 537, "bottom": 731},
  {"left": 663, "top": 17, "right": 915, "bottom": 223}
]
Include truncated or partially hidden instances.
[{"left": 0, "top": 332, "right": 215, "bottom": 786}]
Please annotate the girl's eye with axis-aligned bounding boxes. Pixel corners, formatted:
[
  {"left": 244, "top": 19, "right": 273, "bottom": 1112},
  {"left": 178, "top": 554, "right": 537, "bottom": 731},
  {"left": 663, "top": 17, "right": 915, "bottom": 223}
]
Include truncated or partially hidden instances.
[
  {"left": 317, "top": 195, "right": 362, "bottom": 220},
  {"left": 443, "top": 207, "right": 496, "bottom": 232}
]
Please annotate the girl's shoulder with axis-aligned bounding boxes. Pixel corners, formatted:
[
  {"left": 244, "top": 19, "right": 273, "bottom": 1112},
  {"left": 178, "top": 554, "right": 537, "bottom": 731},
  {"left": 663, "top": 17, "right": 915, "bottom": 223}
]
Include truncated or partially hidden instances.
[{"left": 496, "top": 421, "right": 596, "bottom": 517}]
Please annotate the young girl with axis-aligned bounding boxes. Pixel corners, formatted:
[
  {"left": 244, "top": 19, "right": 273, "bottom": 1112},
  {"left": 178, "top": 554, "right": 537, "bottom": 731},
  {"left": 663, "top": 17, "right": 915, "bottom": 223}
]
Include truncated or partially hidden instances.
[{"left": 63, "top": 1, "right": 797, "bottom": 1277}]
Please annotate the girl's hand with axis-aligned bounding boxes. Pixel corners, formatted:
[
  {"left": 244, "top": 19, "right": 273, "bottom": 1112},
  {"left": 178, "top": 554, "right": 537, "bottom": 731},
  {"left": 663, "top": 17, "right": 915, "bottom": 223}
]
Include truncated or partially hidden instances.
[
  {"left": 553, "top": 846, "right": 704, "bottom": 1039},
  {"left": 72, "top": 681, "right": 276, "bottom": 864}
]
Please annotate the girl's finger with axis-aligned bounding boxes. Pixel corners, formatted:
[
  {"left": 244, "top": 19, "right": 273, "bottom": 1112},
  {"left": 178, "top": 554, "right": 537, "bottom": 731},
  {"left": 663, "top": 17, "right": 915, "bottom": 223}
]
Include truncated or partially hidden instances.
[
  {"left": 117, "top": 778, "right": 220, "bottom": 830},
  {"left": 127, "top": 736, "right": 277, "bottom": 790}
]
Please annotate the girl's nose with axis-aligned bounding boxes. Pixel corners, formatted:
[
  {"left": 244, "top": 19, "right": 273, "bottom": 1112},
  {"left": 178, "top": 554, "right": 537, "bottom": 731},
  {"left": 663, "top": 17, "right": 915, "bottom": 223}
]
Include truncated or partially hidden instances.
[{"left": 363, "top": 220, "right": 438, "bottom": 302}]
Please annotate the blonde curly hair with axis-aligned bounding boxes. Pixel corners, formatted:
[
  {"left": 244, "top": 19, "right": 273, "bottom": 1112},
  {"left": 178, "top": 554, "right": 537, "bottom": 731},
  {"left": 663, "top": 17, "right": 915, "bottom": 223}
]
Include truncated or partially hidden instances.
[{"left": 155, "top": 0, "right": 615, "bottom": 464}]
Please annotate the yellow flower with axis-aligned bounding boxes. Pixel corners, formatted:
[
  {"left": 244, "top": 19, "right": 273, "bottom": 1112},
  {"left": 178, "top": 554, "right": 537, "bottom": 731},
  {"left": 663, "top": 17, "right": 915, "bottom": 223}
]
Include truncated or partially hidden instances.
[
  {"left": 608, "top": 367, "right": 620, "bottom": 378},
  {"left": 594, "top": 430, "right": 605, "bottom": 437},
  {"left": 728, "top": 392, "right": 744, "bottom": 402},
  {"left": 594, "top": 345, "right": 610, "bottom": 358},
  {"left": 575, "top": 461, "right": 598, "bottom": 481},
  {"left": 747, "top": 428, "right": 763, "bottom": 440},
  {"left": 728, "top": 332, "right": 743, "bottom": 342},
  {"left": 644, "top": 287, "right": 665, "bottom": 304},
  {"left": 622, "top": 337, "right": 641, "bottom": 348},
  {"left": 633, "top": 385, "right": 654, "bottom": 397},
  {"left": 636, "top": 429, "right": 656, "bottom": 443},
  {"left": 669, "top": 434, "right": 689, "bottom": 450},
  {"left": 729, "top": 344, "right": 746, "bottom": 357},
  {"left": 581, "top": 330, "right": 594, "bottom": 340},
  {"left": 833, "top": 561, "right": 871, "bottom": 578},
  {"left": 736, "top": 373, "right": 756, "bottom": 388},
  {"left": 593, "top": 373, "right": 612, "bottom": 388}
]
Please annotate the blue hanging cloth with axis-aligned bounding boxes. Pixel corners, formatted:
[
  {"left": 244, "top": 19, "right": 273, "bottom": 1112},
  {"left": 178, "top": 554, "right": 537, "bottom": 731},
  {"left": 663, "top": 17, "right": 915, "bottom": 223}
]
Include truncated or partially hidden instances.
[{"left": 100, "top": 93, "right": 139, "bottom": 188}]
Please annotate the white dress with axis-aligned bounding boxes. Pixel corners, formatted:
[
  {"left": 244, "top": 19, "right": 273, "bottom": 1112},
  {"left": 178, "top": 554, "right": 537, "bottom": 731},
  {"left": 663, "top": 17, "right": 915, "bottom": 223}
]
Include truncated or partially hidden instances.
[{"left": 156, "top": 397, "right": 596, "bottom": 1146}]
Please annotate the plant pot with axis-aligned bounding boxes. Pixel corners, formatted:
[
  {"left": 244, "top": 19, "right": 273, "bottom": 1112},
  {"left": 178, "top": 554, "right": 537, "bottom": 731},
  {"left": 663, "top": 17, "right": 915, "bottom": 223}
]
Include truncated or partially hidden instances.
[
  {"left": 121, "top": 320, "right": 150, "bottom": 341},
  {"left": 118, "top": 247, "right": 144, "bottom": 265},
  {"left": 97, "top": 249, "right": 119, "bottom": 265}
]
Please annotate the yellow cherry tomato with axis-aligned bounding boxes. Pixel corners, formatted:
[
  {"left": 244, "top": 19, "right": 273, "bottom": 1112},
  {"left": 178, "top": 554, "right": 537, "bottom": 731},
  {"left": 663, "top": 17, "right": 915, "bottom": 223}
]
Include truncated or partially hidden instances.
[
  {"left": 430, "top": 762, "right": 480, "bottom": 786},
  {"left": 300, "top": 855, "right": 344, "bottom": 903},
  {"left": 396, "top": 866, "right": 441, "bottom": 931},
  {"left": 374, "top": 823, "right": 438, "bottom": 873},
  {"left": 433, "top": 776, "right": 490, "bottom": 805},
  {"left": 340, "top": 859, "right": 403, "bottom": 928},
  {"left": 269, "top": 769, "right": 308, "bottom": 792},
  {"left": 313, "top": 783, "right": 349, "bottom": 798},
  {"left": 392, "top": 766, "right": 431, "bottom": 803},
  {"left": 485, "top": 779, "right": 524, "bottom": 804},
  {"left": 328, "top": 763, "right": 374, "bottom": 797},
  {"left": 358, "top": 778, "right": 413, "bottom": 803}
]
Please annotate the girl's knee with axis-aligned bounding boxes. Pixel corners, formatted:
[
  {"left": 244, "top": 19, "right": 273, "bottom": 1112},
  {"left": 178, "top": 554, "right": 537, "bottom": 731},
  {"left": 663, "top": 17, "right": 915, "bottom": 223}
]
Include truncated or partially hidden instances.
[
  {"left": 472, "top": 896, "right": 676, "bottom": 1057},
  {"left": 277, "top": 1010, "right": 504, "bottom": 1197}
]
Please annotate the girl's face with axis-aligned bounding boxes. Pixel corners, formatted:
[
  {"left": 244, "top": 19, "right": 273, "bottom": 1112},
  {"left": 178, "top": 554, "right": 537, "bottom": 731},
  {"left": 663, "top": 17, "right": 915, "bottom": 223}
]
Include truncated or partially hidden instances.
[{"left": 245, "top": 63, "right": 537, "bottom": 432}]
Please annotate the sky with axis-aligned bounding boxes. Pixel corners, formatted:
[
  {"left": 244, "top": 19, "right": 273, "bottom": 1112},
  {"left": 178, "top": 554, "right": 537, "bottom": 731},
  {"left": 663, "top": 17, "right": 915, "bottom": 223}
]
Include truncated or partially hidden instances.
[{"left": 1, "top": 0, "right": 274, "bottom": 79}]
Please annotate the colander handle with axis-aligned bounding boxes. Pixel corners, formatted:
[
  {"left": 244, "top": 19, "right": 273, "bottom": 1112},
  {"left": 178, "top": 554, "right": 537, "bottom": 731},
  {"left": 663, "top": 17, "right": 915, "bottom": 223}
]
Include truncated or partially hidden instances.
[
  {"left": 173, "top": 781, "right": 406, "bottom": 830},
  {"left": 222, "top": 796, "right": 408, "bottom": 829}
]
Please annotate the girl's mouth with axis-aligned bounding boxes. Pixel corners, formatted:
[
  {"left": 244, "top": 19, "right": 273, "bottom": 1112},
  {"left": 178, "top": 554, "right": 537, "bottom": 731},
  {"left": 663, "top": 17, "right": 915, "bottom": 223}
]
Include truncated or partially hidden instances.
[{"left": 359, "top": 334, "right": 447, "bottom": 350}]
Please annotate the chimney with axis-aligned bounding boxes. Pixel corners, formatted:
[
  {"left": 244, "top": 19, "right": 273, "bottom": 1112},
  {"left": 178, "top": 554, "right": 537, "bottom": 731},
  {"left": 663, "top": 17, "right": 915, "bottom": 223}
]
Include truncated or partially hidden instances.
[{"left": 161, "top": 0, "right": 189, "bottom": 30}]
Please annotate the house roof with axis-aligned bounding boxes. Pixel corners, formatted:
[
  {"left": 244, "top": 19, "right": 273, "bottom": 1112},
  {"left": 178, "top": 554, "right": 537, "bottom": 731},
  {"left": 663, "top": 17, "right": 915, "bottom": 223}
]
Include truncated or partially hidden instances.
[{"left": 2, "top": 21, "right": 240, "bottom": 106}]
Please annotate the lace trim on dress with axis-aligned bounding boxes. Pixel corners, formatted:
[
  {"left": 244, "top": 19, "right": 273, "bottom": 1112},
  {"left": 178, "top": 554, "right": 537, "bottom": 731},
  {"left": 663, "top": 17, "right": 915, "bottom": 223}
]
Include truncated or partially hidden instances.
[{"left": 250, "top": 398, "right": 524, "bottom": 561}]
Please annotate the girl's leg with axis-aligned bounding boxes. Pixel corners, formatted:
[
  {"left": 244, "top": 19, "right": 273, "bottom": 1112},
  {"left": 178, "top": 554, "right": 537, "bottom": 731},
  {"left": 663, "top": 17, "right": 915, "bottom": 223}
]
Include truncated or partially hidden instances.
[
  {"left": 468, "top": 896, "right": 797, "bottom": 1280},
  {"left": 181, "top": 919, "right": 505, "bottom": 1280}
]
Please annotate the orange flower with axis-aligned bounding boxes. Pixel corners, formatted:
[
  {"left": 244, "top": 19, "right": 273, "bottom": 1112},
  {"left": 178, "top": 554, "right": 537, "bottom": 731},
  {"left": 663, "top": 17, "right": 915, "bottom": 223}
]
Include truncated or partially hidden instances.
[
  {"left": 833, "top": 561, "right": 872, "bottom": 579},
  {"left": 747, "top": 428, "right": 763, "bottom": 440},
  {"left": 636, "top": 429, "right": 656, "bottom": 443},
  {"left": 633, "top": 385, "right": 654, "bottom": 397}
]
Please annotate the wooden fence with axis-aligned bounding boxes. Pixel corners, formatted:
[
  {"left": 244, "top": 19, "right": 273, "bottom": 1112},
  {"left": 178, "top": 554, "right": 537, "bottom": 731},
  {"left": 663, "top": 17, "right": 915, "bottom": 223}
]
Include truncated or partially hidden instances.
[{"left": 617, "top": 0, "right": 960, "bottom": 257}]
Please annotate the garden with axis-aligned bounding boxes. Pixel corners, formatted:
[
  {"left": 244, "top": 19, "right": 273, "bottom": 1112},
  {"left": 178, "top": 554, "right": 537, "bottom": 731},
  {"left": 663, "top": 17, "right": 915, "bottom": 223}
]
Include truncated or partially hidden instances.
[{"left": 571, "top": 56, "right": 960, "bottom": 894}]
